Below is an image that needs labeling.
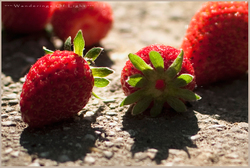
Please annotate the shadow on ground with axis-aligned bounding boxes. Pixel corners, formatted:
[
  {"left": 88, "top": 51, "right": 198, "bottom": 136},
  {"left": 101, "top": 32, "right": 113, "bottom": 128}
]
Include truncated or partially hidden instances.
[
  {"left": 192, "top": 74, "right": 248, "bottom": 123},
  {"left": 20, "top": 117, "right": 107, "bottom": 163},
  {"left": 2, "top": 29, "right": 114, "bottom": 82},
  {"left": 122, "top": 108, "right": 199, "bottom": 164}
]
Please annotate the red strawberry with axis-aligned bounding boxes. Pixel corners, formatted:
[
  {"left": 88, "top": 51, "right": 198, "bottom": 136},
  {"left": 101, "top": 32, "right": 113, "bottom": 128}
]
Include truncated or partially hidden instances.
[
  {"left": 180, "top": 1, "right": 248, "bottom": 86},
  {"left": 50, "top": 1, "right": 113, "bottom": 47},
  {"left": 120, "top": 44, "right": 201, "bottom": 116},
  {"left": 20, "top": 30, "right": 114, "bottom": 127},
  {"left": 2, "top": 1, "right": 54, "bottom": 34}
]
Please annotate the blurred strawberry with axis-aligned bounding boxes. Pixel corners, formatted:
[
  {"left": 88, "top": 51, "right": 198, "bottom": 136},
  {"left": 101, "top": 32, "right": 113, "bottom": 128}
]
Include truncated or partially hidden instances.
[
  {"left": 2, "top": 1, "right": 54, "bottom": 34},
  {"left": 51, "top": 1, "right": 113, "bottom": 47}
]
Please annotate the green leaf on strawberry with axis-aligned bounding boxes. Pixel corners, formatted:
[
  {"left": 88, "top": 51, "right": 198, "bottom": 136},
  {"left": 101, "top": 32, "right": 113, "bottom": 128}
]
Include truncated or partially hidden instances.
[
  {"left": 85, "top": 47, "right": 104, "bottom": 63},
  {"left": 73, "top": 30, "right": 85, "bottom": 57},
  {"left": 43, "top": 46, "right": 54, "bottom": 54},
  {"left": 120, "top": 49, "right": 201, "bottom": 116},
  {"left": 94, "top": 77, "right": 110, "bottom": 87},
  {"left": 91, "top": 67, "right": 114, "bottom": 77},
  {"left": 64, "top": 36, "right": 72, "bottom": 51}
]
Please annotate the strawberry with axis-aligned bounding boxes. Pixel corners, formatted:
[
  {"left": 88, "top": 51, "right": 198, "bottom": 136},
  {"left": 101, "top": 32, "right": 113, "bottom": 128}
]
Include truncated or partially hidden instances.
[
  {"left": 50, "top": 1, "right": 113, "bottom": 47},
  {"left": 2, "top": 1, "right": 54, "bottom": 34},
  {"left": 180, "top": 1, "right": 248, "bottom": 86},
  {"left": 120, "top": 44, "right": 201, "bottom": 116},
  {"left": 20, "top": 30, "right": 114, "bottom": 127}
]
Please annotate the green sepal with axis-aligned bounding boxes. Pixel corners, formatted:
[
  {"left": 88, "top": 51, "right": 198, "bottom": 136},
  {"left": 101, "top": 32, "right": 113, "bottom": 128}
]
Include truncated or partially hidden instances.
[
  {"left": 92, "top": 92, "right": 105, "bottom": 100},
  {"left": 85, "top": 47, "right": 103, "bottom": 63},
  {"left": 149, "top": 50, "right": 164, "bottom": 72},
  {"left": 91, "top": 67, "right": 114, "bottom": 77},
  {"left": 127, "top": 74, "right": 147, "bottom": 88},
  {"left": 128, "top": 53, "right": 153, "bottom": 77},
  {"left": 175, "top": 88, "right": 201, "bottom": 101},
  {"left": 172, "top": 74, "right": 194, "bottom": 87},
  {"left": 43, "top": 46, "right": 54, "bottom": 54},
  {"left": 120, "top": 89, "right": 145, "bottom": 106},
  {"left": 94, "top": 77, "right": 110, "bottom": 87},
  {"left": 73, "top": 30, "right": 85, "bottom": 57},
  {"left": 150, "top": 100, "right": 164, "bottom": 117},
  {"left": 131, "top": 96, "right": 153, "bottom": 115},
  {"left": 165, "top": 49, "right": 184, "bottom": 80},
  {"left": 165, "top": 96, "right": 187, "bottom": 112},
  {"left": 64, "top": 36, "right": 72, "bottom": 51}
]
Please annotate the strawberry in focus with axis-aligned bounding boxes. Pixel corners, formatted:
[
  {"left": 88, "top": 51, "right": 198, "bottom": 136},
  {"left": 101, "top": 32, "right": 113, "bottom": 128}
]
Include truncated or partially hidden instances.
[
  {"left": 51, "top": 1, "right": 113, "bottom": 47},
  {"left": 180, "top": 1, "right": 248, "bottom": 86},
  {"left": 120, "top": 44, "right": 201, "bottom": 116},
  {"left": 20, "top": 30, "right": 114, "bottom": 127},
  {"left": 2, "top": 1, "right": 54, "bottom": 34}
]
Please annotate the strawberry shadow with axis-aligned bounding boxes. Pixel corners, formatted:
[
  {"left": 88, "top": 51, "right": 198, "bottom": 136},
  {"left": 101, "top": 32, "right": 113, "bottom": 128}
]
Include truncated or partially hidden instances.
[
  {"left": 2, "top": 29, "right": 114, "bottom": 82},
  {"left": 19, "top": 117, "right": 108, "bottom": 163},
  {"left": 122, "top": 107, "right": 199, "bottom": 164},
  {"left": 2, "top": 29, "right": 55, "bottom": 82},
  {"left": 191, "top": 73, "right": 248, "bottom": 123}
]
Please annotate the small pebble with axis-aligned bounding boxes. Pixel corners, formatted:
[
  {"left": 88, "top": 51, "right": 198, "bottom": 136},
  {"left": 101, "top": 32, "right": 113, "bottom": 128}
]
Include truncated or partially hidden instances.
[
  {"left": 1, "top": 114, "right": 9, "bottom": 118},
  {"left": 106, "top": 111, "right": 117, "bottom": 116},
  {"left": 5, "top": 148, "right": 13, "bottom": 154},
  {"left": 113, "top": 117, "right": 119, "bottom": 121},
  {"left": 115, "top": 127, "right": 122, "bottom": 132},
  {"left": 9, "top": 99, "right": 19, "bottom": 105},
  {"left": 39, "top": 151, "right": 50, "bottom": 158},
  {"left": 94, "top": 130, "right": 102, "bottom": 135},
  {"left": 84, "top": 156, "right": 95, "bottom": 164},
  {"left": 109, "top": 122, "right": 117, "bottom": 126},
  {"left": 103, "top": 151, "right": 114, "bottom": 159},
  {"left": 225, "top": 153, "right": 239, "bottom": 159},
  {"left": 28, "top": 162, "right": 40, "bottom": 166},
  {"left": 109, "top": 104, "right": 117, "bottom": 109},
  {"left": 2, "top": 93, "right": 17, "bottom": 100},
  {"left": 13, "top": 116, "right": 22, "bottom": 121},
  {"left": 147, "top": 148, "right": 158, "bottom": 159},
  {"left": 104, "top": 141, "right": 114, "bottom": 147},
  {"left": 84, "top": 134, "right": 96, "bottom": 141},
  {"left": 5, "top": 106, "right": 15, "bottom": 112},
  {"left": 190, "top": 135, "right": 201, "bottom": 141},
  {"left": 115, "top": 137, "right": 124, "bottom": 143},
  {"left": 207, "top": 125, "right": 226, "bottom": 129},
  {"left": 8, "top": 83, "right": 17, "bottom": 88},
  {"left": 134, "top": 152, "right": 148, "bottom": 161},
  {"left": 108, "top": 131, "right": 116, "bottom": 136},
  {"left": 9, "top": 111, "right": 18, "bottom": 115},
  {"left": 230, "top": 127, "right": 243, "bottom": 133},
  {"left": 84, "top": 111, "right": 95, "bottom": 117},
  {"left": 11, "top": 151, "right": 19, "bottom": 157},
  {"left": 58, "top": 155, "right": 71, "bottom": 162},
  {"left": 103, "top": 99, "right": 116, "bottom": 103},
  {"left": 2, "top": 121, "right": 16, "bottom": 126},
  {"left": 19, "top": 77, "right": 26, "bottom": 83}
]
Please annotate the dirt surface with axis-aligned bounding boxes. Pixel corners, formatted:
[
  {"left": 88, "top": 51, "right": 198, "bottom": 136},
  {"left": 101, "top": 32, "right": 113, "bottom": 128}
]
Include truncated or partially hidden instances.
[{"left": 1, "top": 1, "right": 248, "bottom": 166}]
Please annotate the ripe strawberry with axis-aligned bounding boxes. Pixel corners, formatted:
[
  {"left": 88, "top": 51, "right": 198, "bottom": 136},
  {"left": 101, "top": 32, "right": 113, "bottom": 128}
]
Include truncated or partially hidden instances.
[
  {"left": 20, "top": 30, "right": 114, "bottom": 127},
  {"left": 180, "top": 1, "right": 248, "bottom": 86},
  {"left": 2, "top": 1, "right": 54, "bottom": 34},
  {"left": 120, "top": 44, "right": 201, "bottom": 116},
  {"left": 50, "top": 1, "right": 113, "bottom": 47}
]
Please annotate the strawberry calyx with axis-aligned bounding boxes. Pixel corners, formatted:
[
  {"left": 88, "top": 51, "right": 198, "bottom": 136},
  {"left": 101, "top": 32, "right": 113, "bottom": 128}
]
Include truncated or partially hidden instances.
[
  {"left": 43, "top": 30, "right": 114, "bottom": 99},
  {"left": 120, "top": 49, "right": 201, "bottom": 117}
]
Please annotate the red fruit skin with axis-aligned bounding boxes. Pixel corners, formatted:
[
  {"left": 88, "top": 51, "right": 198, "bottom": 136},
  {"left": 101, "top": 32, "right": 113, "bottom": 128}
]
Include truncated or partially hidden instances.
[
  {"left": 2, "top": 1, "right": 54, "bottom": 34},
  {"left": 51, "top": 1, "right": 113, "bottom": 47},
  {"left": 181, "top": 1, "right": 248, "bottom": 86},
  {"left": 20, "top": 50, "right": 94, "bottom": 127},
  {"left": 121, "top": 44, "right": 196, "bottom": 97}
]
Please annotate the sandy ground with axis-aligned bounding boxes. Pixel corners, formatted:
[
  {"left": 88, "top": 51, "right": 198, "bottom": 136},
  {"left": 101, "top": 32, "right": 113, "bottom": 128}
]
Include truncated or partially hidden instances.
[{"left": 1, "top": 1, "right": 248, "bottom": 166}]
